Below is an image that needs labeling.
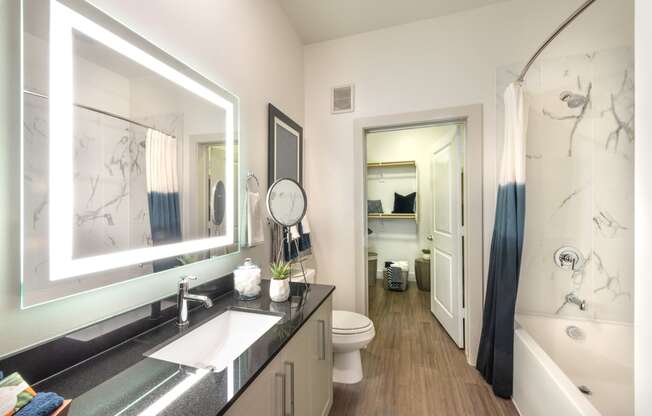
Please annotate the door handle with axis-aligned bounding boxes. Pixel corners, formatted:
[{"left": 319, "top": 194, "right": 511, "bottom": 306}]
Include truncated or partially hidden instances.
[
  {"left": 275, "top": 372, "right": 286, "bottom": 416},
  {"left": 317, "top": 319, "right": 326, "bottom": 361},
  {"left": 284, "top": 361, "right": 295, "bottom": 416},
  {"left": 426, "top": 235, "right": 433, "bottom": 241}
]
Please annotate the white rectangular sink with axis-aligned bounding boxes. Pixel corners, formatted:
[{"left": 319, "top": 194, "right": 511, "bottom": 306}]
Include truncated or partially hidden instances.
[{"left": 147, "top": 309, "right": 282, "bottom": 371}]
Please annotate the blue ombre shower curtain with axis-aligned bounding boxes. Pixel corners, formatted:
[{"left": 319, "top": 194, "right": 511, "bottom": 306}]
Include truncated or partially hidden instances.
[
  {"left": 476, "top": 82, "right": 527, "bottom": 398},
  {"left": 146, "top": 129, "right": 181, "bottom": 272}
]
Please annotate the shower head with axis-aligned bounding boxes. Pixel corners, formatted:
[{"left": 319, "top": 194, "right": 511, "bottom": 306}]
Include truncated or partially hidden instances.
[{"left": 560, "top": 90, "right": 587, "bottom": 108}]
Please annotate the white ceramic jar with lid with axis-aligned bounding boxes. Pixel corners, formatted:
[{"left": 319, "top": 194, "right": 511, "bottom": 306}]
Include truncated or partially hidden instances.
[{"left": 234, "top": 258, "right": 262, "bottom": 300}]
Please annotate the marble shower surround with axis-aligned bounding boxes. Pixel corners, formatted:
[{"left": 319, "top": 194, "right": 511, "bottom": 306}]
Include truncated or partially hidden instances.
[{"left": 497, "top": 47, "right": 634, "bottom": 324}]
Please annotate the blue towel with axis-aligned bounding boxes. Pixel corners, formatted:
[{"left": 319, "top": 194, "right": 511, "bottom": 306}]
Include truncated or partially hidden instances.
[
  {"left": 15, "top": 392, "right": 64, "bottom": 416},
  {"left": 297, "top": 222, "right": 311, "bottom": 252},
  {"left": 283, "top": 223, "right": 312, "bottom": 262}
]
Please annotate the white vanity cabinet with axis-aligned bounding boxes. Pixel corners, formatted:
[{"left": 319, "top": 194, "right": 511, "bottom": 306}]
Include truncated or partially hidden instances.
[
  {"left": 308, "top": 296, "right": 333, "bottom": 416},
  {"left": 225, "top": 295, "right": 333, "bottom": 416}
]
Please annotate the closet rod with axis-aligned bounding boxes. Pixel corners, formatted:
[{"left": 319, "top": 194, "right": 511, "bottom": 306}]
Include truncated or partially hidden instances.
[{"left": 24, "top": 89, "right": 176, "bottom": 138}]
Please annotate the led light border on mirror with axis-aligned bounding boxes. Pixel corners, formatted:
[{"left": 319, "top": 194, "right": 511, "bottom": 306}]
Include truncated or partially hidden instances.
[{"left": 46, "top": 0, "right": 234, "bottom": 280}]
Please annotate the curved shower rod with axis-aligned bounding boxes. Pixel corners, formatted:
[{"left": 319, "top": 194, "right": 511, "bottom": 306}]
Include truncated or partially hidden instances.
[{"left": 517, "top": 0, "right": 598, "bottom": 82}]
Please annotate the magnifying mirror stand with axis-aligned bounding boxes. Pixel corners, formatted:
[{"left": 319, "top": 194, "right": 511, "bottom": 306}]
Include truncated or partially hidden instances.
[
  {"left": 270, "top": 222, "right": 311, "bottom": 298},
  {"left": 266, "top": 178, "right": 311, "bottom": 305}
]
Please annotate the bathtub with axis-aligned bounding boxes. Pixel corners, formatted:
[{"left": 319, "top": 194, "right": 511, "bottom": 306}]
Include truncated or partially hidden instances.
[{"left": 513, "top": 313, "right": 633, "bottom": 416}]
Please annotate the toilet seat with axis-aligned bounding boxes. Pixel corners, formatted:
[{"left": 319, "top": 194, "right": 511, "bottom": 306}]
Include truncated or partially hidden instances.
[{"left": 332, "top": 310, "right": 374, "bottom": 335}]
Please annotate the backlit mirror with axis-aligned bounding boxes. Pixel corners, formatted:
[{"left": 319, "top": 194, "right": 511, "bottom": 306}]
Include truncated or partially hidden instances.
[{"left": 21, "top": 0, "right": 239, "bottom": 306}]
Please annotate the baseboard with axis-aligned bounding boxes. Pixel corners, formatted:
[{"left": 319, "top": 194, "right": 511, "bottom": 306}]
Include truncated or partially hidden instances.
[
  {"left": 512, "top": 398, "right": 523, "bottom": 415},
  {"left": 322, "top": 396, "right": 333, "bottom": 416}
]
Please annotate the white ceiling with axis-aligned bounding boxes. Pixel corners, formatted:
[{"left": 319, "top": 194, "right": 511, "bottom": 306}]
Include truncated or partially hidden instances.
[{"left": 277, "top": 0, "right": 509, "bottom": 44}]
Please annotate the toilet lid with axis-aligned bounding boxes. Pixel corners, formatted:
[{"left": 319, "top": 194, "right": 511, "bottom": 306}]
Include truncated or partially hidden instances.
[{"left": 332, "top": 310, "right": 373, "bottom": 334}]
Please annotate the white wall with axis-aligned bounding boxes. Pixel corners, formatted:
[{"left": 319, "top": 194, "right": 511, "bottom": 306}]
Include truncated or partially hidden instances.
[
  {"left": 304, "top": 0, "right": 634, "bottom": 312},
  {"left": 366, "top": 124, "right": 458, "bottom": 280},
  {"left": 0, "top": 0, "right": 303, "bottom": 358},
  {"left": 635, "top": 0, "right": 652, "bottom": 412}
]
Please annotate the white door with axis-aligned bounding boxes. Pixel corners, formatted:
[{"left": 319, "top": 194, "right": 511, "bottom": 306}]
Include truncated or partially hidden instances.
[{"left": 429, "top": 127, "right": 464, "bottom": 348}]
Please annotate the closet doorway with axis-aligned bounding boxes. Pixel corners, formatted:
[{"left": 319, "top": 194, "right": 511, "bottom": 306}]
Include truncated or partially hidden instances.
[
  {"left": 353, "top": 105, "right": 483, "bottom": 365},
  {"left": 366, "top": 123, "right": 465, "bottom": 347}
]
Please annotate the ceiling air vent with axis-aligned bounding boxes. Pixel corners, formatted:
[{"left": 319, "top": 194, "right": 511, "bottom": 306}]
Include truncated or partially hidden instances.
[{"left": 331, "top": 84, "right": 354, "bottom": 114}]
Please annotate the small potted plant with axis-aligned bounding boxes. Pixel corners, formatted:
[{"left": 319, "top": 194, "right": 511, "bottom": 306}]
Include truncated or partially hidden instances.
[{"left": 269, "top": 261, "right": 291, "bottom": 302}]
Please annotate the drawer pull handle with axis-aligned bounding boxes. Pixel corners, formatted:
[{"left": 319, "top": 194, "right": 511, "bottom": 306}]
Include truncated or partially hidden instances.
[
  {"left": 318, "top": 319, "right": 326, "bottom": 361},
  {"left": 275, "top": 372, "right": 286, "bottom": 416},
  {"left": 284, "top": 361, "right": 295, "bottom": 416}
]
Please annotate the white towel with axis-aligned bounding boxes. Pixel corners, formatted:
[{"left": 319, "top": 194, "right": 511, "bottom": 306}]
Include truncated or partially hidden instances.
[
  {"left": 301, "top": 213, "right": 311, "bottom": 234},
  {"left": 289, "top": 213, "right": 311, "bottom": 241},
  {"left": 289, "top": 225, "right": 300, "bottom": 241},
  {"left": 246, "top": 190, "right": 264, "bottom": 246}
]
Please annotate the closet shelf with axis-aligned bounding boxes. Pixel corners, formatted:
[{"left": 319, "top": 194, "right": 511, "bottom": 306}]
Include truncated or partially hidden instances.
[
  {"left": 367, "top": 160, "right": 416, "bottom": 168},
  {"left": 368, "top": 213, "right": 416, "bottom": 220}
]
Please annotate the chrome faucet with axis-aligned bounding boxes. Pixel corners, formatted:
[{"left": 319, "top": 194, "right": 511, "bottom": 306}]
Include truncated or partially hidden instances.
[
  {"left": 177, "top": 276, "right": 213, "bottom": 327},
  {"left": 564, "top": 293, "right": 587, "bottom": 311}
]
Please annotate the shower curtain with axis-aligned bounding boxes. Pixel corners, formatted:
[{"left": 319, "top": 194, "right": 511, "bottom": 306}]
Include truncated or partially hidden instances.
[
  {"left": 476, "top": 82, "right": 527, "bottom": 398},
  {"left": 146, "top": 129, "right": 181, "bottom": 272}
]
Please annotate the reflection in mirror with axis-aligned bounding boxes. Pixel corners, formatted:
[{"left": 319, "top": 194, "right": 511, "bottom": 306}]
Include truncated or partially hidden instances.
[
  {"left": 21, "top": 0, "right": 239, "bottom": 306},
  {"left": 213, "top": 181, "right": 226, "bottom": 226},
  {"left": 266, "top": 178, "right": 307, "bottom": 227}
]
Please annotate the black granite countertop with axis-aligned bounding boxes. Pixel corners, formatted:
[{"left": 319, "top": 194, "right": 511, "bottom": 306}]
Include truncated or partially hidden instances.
[{"left": 36, "top": 281, "right": 335, "bottom": 416}]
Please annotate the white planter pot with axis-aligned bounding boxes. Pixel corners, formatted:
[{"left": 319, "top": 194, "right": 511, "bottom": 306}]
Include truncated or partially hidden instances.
[{"left": 269, "top": 278, "right": 290, "bottom": 302}]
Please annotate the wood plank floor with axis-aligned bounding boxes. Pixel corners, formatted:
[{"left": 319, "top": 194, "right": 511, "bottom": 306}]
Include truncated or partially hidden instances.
[{"left": 329, "top": 283, "right": 518, "bottom": 416}]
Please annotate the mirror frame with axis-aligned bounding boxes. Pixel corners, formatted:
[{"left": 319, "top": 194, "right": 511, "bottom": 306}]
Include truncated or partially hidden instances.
[{"left": 267, "top": 104, "right": 303, "bottom": 188}]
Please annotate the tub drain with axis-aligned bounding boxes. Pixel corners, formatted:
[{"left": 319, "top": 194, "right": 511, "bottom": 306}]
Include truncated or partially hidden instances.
[
  {"left": 578, "top": 385, "right": 592, "bottom": 395},
  {"left": 566, "top": 325, "right": 585, "bottom": 341}
]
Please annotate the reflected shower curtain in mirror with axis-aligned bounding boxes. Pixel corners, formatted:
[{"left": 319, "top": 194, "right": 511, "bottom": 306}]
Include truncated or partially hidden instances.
[
  {"left": 477, "top": 82, "right": 527, "bottom": 398},
  {"left": 146, "top": 129, "right": 181, "bottom": 272}
]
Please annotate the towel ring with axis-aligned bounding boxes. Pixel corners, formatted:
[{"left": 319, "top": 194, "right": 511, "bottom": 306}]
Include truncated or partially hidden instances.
[{"left": 246, "top": 172, "right": 260, "bottom": 193}]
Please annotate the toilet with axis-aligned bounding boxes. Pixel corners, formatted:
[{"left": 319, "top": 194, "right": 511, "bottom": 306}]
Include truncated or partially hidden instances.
[{"left": 332, "top": 310, "right": 375, "bottom": 384}]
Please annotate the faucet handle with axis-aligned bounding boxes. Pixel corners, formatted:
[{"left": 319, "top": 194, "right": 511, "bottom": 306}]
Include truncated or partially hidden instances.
[{"left": 178, "top": 275, "right": 198, "bottom": 290}]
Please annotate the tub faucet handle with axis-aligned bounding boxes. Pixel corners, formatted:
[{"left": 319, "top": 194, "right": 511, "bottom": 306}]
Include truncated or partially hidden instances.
[
  {"left": 554, "top": 246, "right": 583, "bottom": 271},
  {"left": 565, "top": 293, "right": 586, "bottom": 311}
]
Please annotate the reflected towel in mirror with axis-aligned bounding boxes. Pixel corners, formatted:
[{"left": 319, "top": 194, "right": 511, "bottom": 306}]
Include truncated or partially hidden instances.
[{"left": 244, "top": 190, "right": 265, "bottom": 247}]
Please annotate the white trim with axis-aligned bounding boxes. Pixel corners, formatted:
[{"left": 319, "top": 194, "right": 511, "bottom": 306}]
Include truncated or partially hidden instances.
[
  {"left": 354, "top": 104, "right": 484, "bottom": 365},
  {"left": 48, "top": 0, "right": 235, "bottom": 280}
]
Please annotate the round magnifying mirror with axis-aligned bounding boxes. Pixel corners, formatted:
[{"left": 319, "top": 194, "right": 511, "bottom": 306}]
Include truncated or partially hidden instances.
[{"left": 266, "top": 178, "right": 307, "bottom": 227}]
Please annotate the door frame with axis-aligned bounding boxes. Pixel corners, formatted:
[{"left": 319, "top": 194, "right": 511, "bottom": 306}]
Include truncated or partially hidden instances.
[{"left": 353, "top": 105, "right": 483, "bottom": 366}]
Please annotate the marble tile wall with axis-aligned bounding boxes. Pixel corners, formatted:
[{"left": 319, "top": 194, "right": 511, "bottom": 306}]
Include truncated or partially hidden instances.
[
  {"left": 497, "top": 47, "right": 634, "bottom": 324},
  {"left": 23, "top": 90, "right": 188, "bottom": 301}
]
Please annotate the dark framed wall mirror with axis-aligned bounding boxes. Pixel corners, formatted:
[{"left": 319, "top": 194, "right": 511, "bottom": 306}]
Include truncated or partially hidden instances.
[{"left": 268, "top": 104, "right": 303, "bottom": 187}]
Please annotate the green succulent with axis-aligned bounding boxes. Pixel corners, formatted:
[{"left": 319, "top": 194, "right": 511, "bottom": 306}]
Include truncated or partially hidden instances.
[{"left": 270, "top": 261, "right": 291, "bottom": 280}]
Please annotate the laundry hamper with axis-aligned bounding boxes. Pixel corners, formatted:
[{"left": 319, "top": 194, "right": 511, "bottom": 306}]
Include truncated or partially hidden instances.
[
  {"left": 415, "top": 258, "right": 431, "bottom": 291},
  {"left": 384, "top": 261, "right": 408, "bottom": 291},
  {"left": 368, "top": 252, "right": 378, "bottom": 286}
]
